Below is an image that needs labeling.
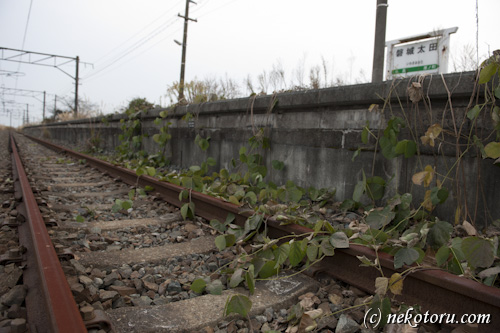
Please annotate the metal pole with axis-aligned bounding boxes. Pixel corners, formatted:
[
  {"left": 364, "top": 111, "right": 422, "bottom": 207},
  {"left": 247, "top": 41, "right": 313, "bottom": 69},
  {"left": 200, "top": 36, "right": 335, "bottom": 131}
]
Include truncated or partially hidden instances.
[
  {"left": 27, "top": 104, "right": 29, "bottom": 124},
  {"left": 43, "top": 91, "right": 46, "bottom": 120},
  {"left": 371, "top": 0, "right": 388, "bottom": 82},
  {"left": 75, "top": 56, "right": 79, "bottom": 116},
  {"left": 54, "top": 95, "right": 57, "bottom": 120}
]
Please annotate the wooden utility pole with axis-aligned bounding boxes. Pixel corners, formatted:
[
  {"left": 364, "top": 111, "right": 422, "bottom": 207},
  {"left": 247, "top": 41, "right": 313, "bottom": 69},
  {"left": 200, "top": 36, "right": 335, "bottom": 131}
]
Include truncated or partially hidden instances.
[
  {"left": 372, "top": 0, "right": 388, "bottom": 82},
  {"left": 178, "top": 0, "right": 197, "bottom": 103}
]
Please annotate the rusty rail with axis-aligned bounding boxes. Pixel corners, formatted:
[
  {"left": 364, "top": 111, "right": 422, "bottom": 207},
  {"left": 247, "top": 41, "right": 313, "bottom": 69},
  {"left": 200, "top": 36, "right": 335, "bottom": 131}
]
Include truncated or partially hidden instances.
[
  {"left": 25, "top": 134, "right": 500, "bottom": 331},
  {"left": 10, "top": 133, "right": 88, "bottom": 333}
]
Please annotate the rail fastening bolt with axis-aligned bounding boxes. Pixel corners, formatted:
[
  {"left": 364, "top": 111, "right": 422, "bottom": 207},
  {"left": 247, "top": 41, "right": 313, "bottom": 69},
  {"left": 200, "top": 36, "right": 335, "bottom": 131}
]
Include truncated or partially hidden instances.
[
  {"left": 9, "top": 248, "right": 20, "bottom": 258},
  {"left": 80, "top": 306, "right": 96, "bottom": 321},
  {"left": 10, "top": 318, "right": 27, "bottom": 333}
]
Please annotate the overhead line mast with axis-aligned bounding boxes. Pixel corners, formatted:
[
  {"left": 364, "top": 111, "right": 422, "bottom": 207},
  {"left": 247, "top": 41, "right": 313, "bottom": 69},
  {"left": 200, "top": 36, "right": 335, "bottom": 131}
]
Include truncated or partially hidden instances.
[{"left": 178, "top": 0, "right": 197, "bottom": 103}]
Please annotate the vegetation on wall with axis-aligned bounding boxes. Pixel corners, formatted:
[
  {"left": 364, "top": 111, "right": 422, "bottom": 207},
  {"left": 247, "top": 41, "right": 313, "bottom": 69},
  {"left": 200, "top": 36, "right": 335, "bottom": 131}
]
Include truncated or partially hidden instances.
[{"left": 85, "top": 52, "right": 500, "bottom": 330}]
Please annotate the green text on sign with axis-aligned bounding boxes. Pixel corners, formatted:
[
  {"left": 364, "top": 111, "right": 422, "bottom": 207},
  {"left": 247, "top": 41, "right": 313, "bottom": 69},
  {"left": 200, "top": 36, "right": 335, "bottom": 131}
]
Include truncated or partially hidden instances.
[{"left": 392, "top": 64, "right": 439, "bottom": 75}]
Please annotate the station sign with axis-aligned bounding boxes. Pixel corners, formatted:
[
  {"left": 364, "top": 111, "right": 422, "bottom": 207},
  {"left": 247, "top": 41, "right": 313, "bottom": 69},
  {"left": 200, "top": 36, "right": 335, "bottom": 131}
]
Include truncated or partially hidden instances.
[{"left": 386, "top": 27, "right": 458, "bottom": 80}]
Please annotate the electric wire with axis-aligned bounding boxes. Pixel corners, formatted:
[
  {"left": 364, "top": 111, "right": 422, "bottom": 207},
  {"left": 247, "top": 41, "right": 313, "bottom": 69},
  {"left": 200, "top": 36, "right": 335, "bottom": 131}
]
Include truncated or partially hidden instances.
[
  {"left": 83, "top": 0, "right": 219, "bottom": 81},
  {"left": 92, "top": 0, "right": 184, "bottom": 65},
  {"left": 83, "top": 17, "right": 181, "bottom": 81},
  {"left": 83, "top": 14, "right": 181, "bottom": 80},
  {"left": 14, "top": 0, "right": 34, "bottom": 94},
  {"left": 84, "top": 24, "right": 184, "bottom": 83},
  {"left": 195, "top": 0, "right": 242, "bottom": 19},
  {"left": 83, "top": 0, "right": 236, "bottom": 83}
]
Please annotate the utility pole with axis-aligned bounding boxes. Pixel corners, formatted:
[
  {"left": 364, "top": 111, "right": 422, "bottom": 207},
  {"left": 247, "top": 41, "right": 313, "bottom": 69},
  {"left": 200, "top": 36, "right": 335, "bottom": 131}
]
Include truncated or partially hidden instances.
[
  {"left": 178, "top": 0, "right": 197, "bottom": 103},
  {"left": 371, "top": 0, "right": 388, "bottom": 82},
  {"left": 75, "top": 56, "right": 79, "bottom": 116},
  {"left": 26, "top": 104, "right": 29, "bottom": 124},
  {"left": 43, "top": 91, "right": 46, "bottom": 120},
  {"left": 54, "top": 95, "right": 57, "bottom": 120}
]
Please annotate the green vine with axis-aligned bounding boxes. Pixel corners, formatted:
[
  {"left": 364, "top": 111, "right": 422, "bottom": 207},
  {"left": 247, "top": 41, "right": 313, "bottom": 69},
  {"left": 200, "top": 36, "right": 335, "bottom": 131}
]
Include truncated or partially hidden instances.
[{"left": 88, "top": 55, "right": 500, "bottom": 329}]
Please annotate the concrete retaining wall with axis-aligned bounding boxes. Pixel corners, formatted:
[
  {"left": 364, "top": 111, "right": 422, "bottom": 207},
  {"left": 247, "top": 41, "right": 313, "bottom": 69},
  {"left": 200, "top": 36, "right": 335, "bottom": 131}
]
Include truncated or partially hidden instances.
[{"left": 23, "top": 72, "right": 500, "bottom": 226}]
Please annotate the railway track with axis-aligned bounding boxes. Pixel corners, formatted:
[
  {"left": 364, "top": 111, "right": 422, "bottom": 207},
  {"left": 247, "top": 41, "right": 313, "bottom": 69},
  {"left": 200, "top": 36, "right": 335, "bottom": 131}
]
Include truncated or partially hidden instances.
[{"left": 2, "top": 130, "right": 499, "bottom": 332}]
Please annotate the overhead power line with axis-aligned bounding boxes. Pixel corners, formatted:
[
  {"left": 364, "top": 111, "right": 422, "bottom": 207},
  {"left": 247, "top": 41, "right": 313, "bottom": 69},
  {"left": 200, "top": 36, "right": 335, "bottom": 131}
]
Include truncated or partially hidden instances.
[
  {"left": 92, "top": 0, "right": 184, "bottom": 66},
  {"left": 83, "top": 1, "right": 191, "bottom": 81},
  {"left": 83, "top": 18, "right": 180, "bottom": 81},
  {"left": 83, "top": 26, "right": 184, "bottom": 83}
]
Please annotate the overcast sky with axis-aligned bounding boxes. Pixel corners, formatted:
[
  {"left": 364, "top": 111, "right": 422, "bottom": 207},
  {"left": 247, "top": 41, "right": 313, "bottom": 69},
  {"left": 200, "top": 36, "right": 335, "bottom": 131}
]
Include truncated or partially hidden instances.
[{"left": 1, "top": 0, "right": 499, "bottom": 127}]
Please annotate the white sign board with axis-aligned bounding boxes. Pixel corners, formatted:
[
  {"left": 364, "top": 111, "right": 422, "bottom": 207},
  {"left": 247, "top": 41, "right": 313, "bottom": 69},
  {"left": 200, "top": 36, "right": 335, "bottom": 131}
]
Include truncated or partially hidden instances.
[
  {"left": 391, "top": 39, "right": 440, "bottom": 76},
  {"left": 385, "top": 27, "right": 458, "bottom": 80}
]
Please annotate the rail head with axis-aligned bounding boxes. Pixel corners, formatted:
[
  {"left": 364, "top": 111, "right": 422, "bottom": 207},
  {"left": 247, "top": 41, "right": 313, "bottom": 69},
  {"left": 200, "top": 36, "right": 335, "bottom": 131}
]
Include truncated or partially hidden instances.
[{"left": 10, "top": 133, "right": 87, "bottom": 333}]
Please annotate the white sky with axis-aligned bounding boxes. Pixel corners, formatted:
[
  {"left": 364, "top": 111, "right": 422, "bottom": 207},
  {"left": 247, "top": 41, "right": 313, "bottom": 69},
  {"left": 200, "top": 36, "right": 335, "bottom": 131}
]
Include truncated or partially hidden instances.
[{"left": 1, "top": 0, "right": 499, "bottom": 128}]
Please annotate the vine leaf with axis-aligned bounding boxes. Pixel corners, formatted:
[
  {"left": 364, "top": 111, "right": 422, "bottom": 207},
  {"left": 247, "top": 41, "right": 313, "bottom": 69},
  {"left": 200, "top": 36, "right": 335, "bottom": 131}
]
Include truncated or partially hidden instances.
[
  {"left": 356, "top": 255, "right": 376, "bottom": 267},
  {"left": 427, "top": 221, "right": 453, "bottom": 249},
  {"left": 228, "top": 196, "right": 240, "bottom": 205},
  {"left": 366, "top": 206, "right": 395, "bottom": 230},
  {"left": 206, "top": 279, "right": 223, "bottom": 295},
  {"left": 320, "top": 239, "right": 335, "bottom": 256},
  {"left": 146, "top": 166, "right": 156, "bottom": 177},
  {"left": 190, "top": 278, "right": 207, "bottom": 294},
  {"left": 394, "top": 247, "right": 419, "bottom": 269},
  {"left": 368, "top": 295, "right": 391, "bottom": 328},
  {"left": 420, "top": 124, "right": 442, "bottom": 147},
  {"left": 375, "top": 277, "right": 388, "bottom": 296},
  {"left": 352, "top": 181, "right": 365, "bottom": 202},
  {"left": 229, "top": 268, "right": 245, "bottom": 288},
  {"left": 422, "top": 190, "right": 433, "bottom": 211},
  {"left": 210, "top": 219, "right": 227, "bottom": 233},
  {"left": 289, "top": 240, "right": 307, "bottom": 267},
  {"left": 224, "top": 294, "right": 252, "bottom": 317},
  {"left": 306, "top": 243, "right": 319, "bottom": 262},
  {"left": 430, "top": 186, "right": 448, "bottom": 205},
  {"left": 478, "top": 266, "right": 500, "bottom": 279},
  {"left": 258, "top": 260, "right": 279, "bottom": 278},
  {"left": 272, "top": 160, "right": 285, "bottom": 170},
  {"left": 275, "top": 243, "right": 290, "bottom": 267},
  {"left": 215, "top": 234, "right": 236, "bottom": 251},
  {"left": 245, "top": 265, "right": 255, "bottom": 294},
  {"left": 435, "top": 245, "right": 451, "bottom": 267},
  {"left": 395, "top": 139, "right": 417, "bottom": 158},
  {"left": 329, "top": 232, "right": 350, "bottom": 249},
  {"left": 412, "top": 165, "right": 434, "bottom": 187},
  {"left": 180, "top": 202, "right": 195, "bottom": 220},
  {"left": 479, "top": 62, "right": 499, "bottom": 84},
  {"left": 462, "top": 221, "right": 477, "bottom": 236},
  {"left": 298, "top": 309, "right": 322, "bottom": 332},
  {"left": 467, "top": 105, "right": 482, "bottom": 121},
  {"left": 389, "top": 273, "right": 403, "bottom": 295},
  {"left": 484, "top": 142, "right": 500, "bottom": 159},
  {"left": 136, "top": 167, "right": 146, "bottom": 177},
  {"left": 366, "top": 176, "right": 386, "bottom": 201},
  {"left": 461, "top": 237, "right": 495, "bottom": 269}
]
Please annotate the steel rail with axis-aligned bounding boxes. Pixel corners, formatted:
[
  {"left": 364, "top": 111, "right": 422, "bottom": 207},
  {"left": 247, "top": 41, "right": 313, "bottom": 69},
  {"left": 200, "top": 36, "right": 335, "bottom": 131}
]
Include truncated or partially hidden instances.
[
  {"left": 10, "top": 133, "right": 87, "bottom": 333},
  {"left": 25, "top": 134, "right": 500, "bottom": 331}
]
